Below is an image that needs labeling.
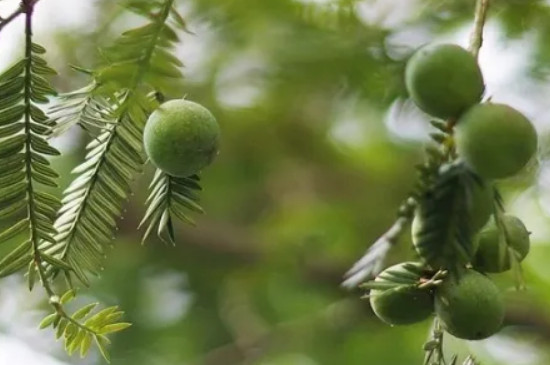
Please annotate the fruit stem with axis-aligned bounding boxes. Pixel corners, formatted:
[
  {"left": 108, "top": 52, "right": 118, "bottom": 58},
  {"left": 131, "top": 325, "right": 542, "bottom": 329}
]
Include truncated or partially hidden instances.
[
  {"left": 444, "top": 0, "right": 490, "bottom": 157},
  {"left": 418, "top": 269, "right": 448, "bottom": 290},
  {"left": 423, "top": 319, "right": 447, "bottom": 365},
  {"left": 469, "top": 0, "right": 490, "bottom": 60}
]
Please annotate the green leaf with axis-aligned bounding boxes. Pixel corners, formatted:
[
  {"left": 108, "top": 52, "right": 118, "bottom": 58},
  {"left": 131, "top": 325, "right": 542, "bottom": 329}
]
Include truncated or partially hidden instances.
[
  {"left": 64, "top": 322, "right": 77, "bottom": 339},
  {"left": 64, "top": 326, "right": 79, "bottom": 353},
  {"left": 0, "top": 93, "right": 24, "bottom": 111},
  {"left": 0, "top": 219, "right": 29, "bottom": 244},
  {"left": 39, "top": 313, "right": 59, "bottom": 329},
  {"left": 0, "top": 77, "right": 25, "bottom": 98},
  {"left": 72, "top": 303, "right": 98, "bottom": 320},
  {"left": 56, "top": 318, "right": 68, "bottom": 339},
  {"left": 41, "top": 253, "right": 73, "bottom": 271},
  {"left": 0, "top": 197, "right": 27, "bottom": 220},
  {"left": 31, "top": 43, "right": 47, "bottom": 54},
  {"left": 0, "top": 105, "right": 25, "bottom": 125},
  {"left": 27, "top": 261, "right": 37, "bottom": 291},
  {"left": 0, "top": 241, "right": 32, "bottom": 277},
  {"left": 98, "top": 322, "right": 132, "bottom": 334},
  {"left": 140, "top": 171, "right": 203, "bottom": 244},
  {"left": 80, "top": 333, "right": 93, "bottom": 358},
  {"left": 48, "top": 83, "right": 113, "bottom": 137},
  {"left": 94, "top": 335, "right": 111, "bottom": 363},
  {"left": 67, "top": 329, "right": 86, "bottom": 355},
  {"left": 60, "top": 289, "right": 77, "bottom": 304},
  {"left": 85, "top": 306, "right": 119, "bottom": 328},
  {"left": 170, "top": 6, "right": 192, "bottom": 33},
  {"left": 0, "top": 60, "right": 25, "bottom": 82},
  {"left": 104, "top": 310, "right": 125, "bottom": 324},
  {"left": 0, "top": 122, "right": 24, "bottom": 138}
]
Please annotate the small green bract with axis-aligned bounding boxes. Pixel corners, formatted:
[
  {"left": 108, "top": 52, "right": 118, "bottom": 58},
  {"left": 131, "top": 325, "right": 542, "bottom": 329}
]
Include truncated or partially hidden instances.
[
  {"left": 456, "top": 103, "right": 537, "bottom": 179},
  {"left": 435, "top": 270, "right": 504, "bottom": 340},
  {"left": 144, "top": 99, "right": 220, "bottom": 177},
  {"left": 405, "top": 43, "right": 485, "bottom": 119},
  {"left": 473, "top": 215, "right": 530, "bottom": 273},
  {"left": 369, "top": 262, "right": 434, "bottom": 325}
]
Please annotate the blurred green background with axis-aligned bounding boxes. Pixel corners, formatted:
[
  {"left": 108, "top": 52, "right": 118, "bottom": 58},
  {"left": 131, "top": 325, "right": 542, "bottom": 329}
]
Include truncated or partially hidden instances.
[{"left": 1, "top": 0, "right": 550, "bottom": 364}]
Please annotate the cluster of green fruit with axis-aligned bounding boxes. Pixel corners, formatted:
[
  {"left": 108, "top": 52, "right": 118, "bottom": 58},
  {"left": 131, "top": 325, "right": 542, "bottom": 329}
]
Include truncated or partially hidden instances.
[
  {"left": 143, "top": 99, "right": 220, "bottom": 177},
  {"left": 365, "top": 43, "right": 537, "bottom": 340},
  {"left": 406, "top": 43, "right": 537, "bottom": 180}
]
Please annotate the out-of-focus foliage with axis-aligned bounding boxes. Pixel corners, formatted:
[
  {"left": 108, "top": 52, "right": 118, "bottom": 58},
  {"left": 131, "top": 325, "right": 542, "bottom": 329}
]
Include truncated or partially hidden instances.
[{"left": 2, "top": 0, "right": 550, "bottom": 364}]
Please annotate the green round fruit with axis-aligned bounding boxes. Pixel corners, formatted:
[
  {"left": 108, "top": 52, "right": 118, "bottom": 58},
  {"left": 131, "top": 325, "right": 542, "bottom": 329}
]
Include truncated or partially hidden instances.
[
  {"left": 143, "top": 99, "right": 220, "bottom": 177},
  {"left": 405, "top": 43, "right": 484, "bottom": 119},
  {"left": 464, "top": 180, "right": 494, "bottom": 233},
  {"left": 369, "top": 262, "right": 434, "bottom": 325},
  {"left": 435, "top": 270, "right": 504, "bottom": 340},
  {"left": 473, "top": 215, "right": 530, "bottom": 273},
  {"left": 456, "top": 103, "right": 537, "bottom": 179}
]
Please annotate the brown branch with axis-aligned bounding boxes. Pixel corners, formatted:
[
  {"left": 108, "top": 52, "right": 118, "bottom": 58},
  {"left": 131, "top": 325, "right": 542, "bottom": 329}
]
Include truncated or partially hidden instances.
[{"left": 0, "top": 0, "right": 40, "bottom": 33}]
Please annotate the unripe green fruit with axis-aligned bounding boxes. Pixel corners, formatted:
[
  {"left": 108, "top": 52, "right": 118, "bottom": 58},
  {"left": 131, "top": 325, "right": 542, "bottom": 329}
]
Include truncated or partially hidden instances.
[
  {"left": 456, "top": 103, "right": 537, "bottom": 179},
  {"left": 473, "top": 215, "right": 530, "bottom": 273},
  {"left": 435, "top": 270, "right": 504, "bottom": 340},
  {"left": 143, "top": 99, "right": 220, "bottom": 177},
  {"left": 369, "top": 262, "right": 434, "bottom": 325},
  {"left": 405, "top": 43, "right": 484, "bottom": 119},
  {"left": 463, "top": 180, "right": 494, "bottom": 234}
]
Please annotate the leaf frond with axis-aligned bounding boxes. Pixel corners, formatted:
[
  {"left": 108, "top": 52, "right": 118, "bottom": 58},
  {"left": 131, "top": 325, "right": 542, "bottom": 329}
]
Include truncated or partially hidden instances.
[
  {"left": 140, "top": 170, "right": 203, "bottom": 244},
  {"left": 0, "top": 40, "right": 62, "bottom": 281},
  {"left": 41, "top": 92, "right": 150, "bottom": 285},
  {"left": 39, "top": 292, "right": 131, "bottom": 363},
  {"left": 44, "top": 0, "right": 185, "bottom": 285},
  {"left": 413, "top": 162, "right": 479, "bottom": 271},
  {"left": 48, "top": 82, "right": 114, "bottom": 137},
  {"left": 96, "top": 0, "right": 184, "bottom": 96}
]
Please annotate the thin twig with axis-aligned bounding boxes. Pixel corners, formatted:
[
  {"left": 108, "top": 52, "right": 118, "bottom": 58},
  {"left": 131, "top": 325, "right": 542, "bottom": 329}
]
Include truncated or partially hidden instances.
[
  {"left": 0, "top": 0, "right": 40, "bottom": 33},
  {"left": 469, "top": 0, "right": 490, "bottom": 59},
  {"left": 342, "top": 197, "right": 416, "bottom": 288},
  {"left": 424, "top": 319, "right": 447, "bottom": 365}
]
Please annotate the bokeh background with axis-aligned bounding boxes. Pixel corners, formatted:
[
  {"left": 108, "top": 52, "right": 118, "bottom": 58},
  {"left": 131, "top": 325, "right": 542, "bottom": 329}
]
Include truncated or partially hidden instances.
[{"left": 1, "top": 0, "right": 550, "bottom": 364}]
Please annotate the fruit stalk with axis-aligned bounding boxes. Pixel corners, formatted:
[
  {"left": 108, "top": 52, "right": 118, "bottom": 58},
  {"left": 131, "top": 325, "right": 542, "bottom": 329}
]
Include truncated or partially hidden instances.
[{"left": 469, "top": 0, "right": 490, "bottom": 60}]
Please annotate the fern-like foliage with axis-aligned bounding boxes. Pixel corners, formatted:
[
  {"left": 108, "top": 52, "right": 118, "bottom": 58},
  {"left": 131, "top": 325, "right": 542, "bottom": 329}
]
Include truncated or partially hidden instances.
[
  {"left": 41, "top": 93, "right": 150, "bottom": 285},
  {"left": 43, "top": 0, "right": 190, "bottom": 285},
  {"left": 39, "top": 289, "right": 131, "bottom": 361},
  {"left": 0, "top": 5, "right": 132, "bottom": 361},
  {"left": 413, "top": 162, "right": 482, "bottom": 271},
  {"left": 96, "top": 0, "right": 185, "bottom": 96},
  {"left": 48, "top": 82, "right": 114, "bottom": 137},
  {"left": 0, "top": 37, "right": 62, "bottom": 279},
  {"left": 360, "top": 261, "right": 433, "bottom": 292},
  {"left": 140, "top": 171, "right": 203, "bottom": 244}
]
